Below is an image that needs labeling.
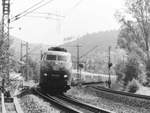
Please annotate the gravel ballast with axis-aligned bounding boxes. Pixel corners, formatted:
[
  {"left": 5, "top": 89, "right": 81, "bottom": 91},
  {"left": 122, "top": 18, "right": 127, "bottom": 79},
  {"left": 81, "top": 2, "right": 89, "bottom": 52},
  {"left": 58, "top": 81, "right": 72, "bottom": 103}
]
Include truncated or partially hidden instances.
[
  {"left": 19, "top": 94, "right": 61, "bottom": 113},
  {"left": 66, "top": 86, "right": 150, "bottom": 113}
]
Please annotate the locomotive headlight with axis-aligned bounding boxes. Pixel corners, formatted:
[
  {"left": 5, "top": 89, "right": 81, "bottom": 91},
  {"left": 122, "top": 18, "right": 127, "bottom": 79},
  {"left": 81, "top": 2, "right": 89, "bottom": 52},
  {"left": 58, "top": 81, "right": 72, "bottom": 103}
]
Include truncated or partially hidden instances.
[
  {"left": 64, "top": 75, "right": 68, "bottom": 78},
  {"left": 44, "top": 73, "right": 48, "bottom": 76}
]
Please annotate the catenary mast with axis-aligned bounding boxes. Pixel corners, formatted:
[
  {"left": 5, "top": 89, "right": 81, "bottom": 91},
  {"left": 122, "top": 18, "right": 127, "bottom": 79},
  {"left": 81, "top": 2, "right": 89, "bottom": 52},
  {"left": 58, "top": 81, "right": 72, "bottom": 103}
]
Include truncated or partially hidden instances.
[{"left": 1, "top": 0, "right": 10, "bottom": 90}]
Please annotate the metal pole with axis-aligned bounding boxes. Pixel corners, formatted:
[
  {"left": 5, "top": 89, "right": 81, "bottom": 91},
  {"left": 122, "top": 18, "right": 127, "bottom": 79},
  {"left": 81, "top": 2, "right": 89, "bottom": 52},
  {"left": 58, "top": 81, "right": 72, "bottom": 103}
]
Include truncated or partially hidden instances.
[
  {"left": 108, "top": 46, "right": 111, "bottom": 88},
  {"left": 1, "top": 0, "right": 10, "bottom": 91},
  {"left": 26, "top": 42, "right": 29, "bottom": 81},
  {"left": 7, "top": 17, "right": 10, "bottom": 82},
  {"left": 20, "top": 41, "right": 23, "bottom": 61},
  {"left": 77, "top": 44, "right": 80, "bottom": 79},
  {"left": 20, "top": 41, "right": 23, "bottom": 74}
]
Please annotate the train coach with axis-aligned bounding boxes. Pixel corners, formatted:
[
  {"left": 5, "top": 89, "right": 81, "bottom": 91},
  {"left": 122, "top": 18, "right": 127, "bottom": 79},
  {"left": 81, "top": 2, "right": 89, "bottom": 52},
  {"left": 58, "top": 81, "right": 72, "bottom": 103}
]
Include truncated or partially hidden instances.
[{"left": 72, "top": 70, "right": 117, "bottom": 84}]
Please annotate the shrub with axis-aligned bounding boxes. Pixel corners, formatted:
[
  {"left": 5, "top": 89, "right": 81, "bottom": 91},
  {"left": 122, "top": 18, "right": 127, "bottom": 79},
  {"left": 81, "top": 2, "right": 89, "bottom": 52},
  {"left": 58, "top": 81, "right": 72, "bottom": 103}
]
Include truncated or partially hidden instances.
[
  {"left": 114, "top": 61, "right": 125, "bottom": 82},
  {"left": 127, "top": 79, "right": 139, "bottom": 93}
]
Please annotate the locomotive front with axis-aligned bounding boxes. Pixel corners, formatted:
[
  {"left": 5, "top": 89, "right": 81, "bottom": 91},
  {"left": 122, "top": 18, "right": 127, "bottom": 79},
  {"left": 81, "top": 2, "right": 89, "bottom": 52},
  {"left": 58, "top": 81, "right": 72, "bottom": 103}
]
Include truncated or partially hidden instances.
[{"left": 40, "top": 49, "right": 72, "bottom": 94}]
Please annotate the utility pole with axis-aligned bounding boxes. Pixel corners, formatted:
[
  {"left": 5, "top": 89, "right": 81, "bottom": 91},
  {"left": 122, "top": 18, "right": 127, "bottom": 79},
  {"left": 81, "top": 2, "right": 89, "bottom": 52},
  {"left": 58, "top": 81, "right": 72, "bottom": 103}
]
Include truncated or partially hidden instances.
[
  {"left": 20, "top": 42, "right": 29, "bottom": 81},
  {"left": 20, "top": 41, "right": 23, "bottom": 61},
  {"left": 26, "top": 42, "right": 29, "bottom": 81},
  {"left": 108, "top": 46, "right": 112, "bottom": 88},
  {"left": 77, "top": 44, "right": 80, "bottom": 78},
  {"left": 1, "top": 0, "right": 10, "bottom": 92},
  {"left": 20, "top": 41, "right": 23, "bottom": 74},
  {"left": 65, "top": 38, "right": 82, "bottom": 81},
  {"left": 76, "top": 38, "right": 82, "bottom": 81}
]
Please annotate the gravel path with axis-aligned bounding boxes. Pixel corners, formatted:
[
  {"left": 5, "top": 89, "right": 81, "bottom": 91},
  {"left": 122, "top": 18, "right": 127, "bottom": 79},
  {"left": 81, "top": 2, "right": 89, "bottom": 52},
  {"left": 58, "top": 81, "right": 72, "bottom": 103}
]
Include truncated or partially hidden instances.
[{"left": 66, "top": 86, "right": 150, "bottom": 113}]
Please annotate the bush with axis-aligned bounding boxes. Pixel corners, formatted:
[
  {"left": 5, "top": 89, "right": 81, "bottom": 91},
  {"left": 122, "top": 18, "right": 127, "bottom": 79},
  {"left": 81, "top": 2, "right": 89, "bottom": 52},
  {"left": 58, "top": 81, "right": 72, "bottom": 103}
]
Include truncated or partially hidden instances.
[
  {"left": 127, "top": 79, "right": 139, "bottom": 93},
  {"left": 124, "top": 57, "right": 139, "bottom": 83},
  {"left": 114, "top": 61, "right": 125, "bottom": 82}
]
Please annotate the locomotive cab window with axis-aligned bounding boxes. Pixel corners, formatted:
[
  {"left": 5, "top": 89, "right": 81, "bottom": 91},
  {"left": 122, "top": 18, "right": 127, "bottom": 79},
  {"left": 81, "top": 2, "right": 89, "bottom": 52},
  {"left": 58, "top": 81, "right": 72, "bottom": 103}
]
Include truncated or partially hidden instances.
[
  {"left": 46, "top": 55, "right": 57, "bottom": 60},
  {"left": 58, "top": 55, "right": 67, "bottom": 61}
]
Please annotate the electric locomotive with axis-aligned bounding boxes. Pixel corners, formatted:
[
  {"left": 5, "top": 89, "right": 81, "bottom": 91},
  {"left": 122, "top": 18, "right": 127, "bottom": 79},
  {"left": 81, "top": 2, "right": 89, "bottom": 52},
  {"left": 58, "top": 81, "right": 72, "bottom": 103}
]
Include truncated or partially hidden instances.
[{"left": 39, "top": 47, "right": 72, "bottom": 94}]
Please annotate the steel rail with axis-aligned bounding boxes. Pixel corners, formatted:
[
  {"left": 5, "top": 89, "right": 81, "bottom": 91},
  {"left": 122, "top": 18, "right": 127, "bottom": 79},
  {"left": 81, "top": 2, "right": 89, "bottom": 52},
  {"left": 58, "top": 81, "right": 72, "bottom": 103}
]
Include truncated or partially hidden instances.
[
  {"left": 56, "top": 94, "right": 113, "bottom": 113},
  {"left": 89, "top": 86, "right": 150, "bottom": 100},
  {"left": 1, "top": 93, "right": 7, "bottom": 113},
  {"left": 1, "top": 92, "right": 22, "bottom": 113},
  {"left": 14, "top": 96, "right": 24, "bottom": 113},
  {"left": 34, "top": 88, "right": 82, "bottom": 113}
]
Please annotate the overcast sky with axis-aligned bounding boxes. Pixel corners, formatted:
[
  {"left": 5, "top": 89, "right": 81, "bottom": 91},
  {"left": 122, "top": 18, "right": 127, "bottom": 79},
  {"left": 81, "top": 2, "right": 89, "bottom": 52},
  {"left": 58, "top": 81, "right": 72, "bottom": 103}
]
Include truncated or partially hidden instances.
[{"left": 1, "top": 0, "right": 124, "bottom": 45}]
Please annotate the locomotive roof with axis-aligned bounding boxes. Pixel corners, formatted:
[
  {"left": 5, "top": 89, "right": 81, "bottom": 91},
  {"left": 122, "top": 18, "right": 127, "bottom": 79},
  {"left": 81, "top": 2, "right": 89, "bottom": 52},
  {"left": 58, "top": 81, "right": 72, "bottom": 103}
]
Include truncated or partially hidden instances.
[{"left": 48, "top": 47, "right": 67, "bottom": 52}]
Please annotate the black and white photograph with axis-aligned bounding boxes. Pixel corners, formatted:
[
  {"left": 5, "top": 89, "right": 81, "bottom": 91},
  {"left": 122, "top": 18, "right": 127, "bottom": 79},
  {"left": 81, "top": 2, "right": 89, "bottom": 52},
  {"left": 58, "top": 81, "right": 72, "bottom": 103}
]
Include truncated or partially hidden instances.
[{"left": 0, "top": 0, "right": 150, "bottom": 113}]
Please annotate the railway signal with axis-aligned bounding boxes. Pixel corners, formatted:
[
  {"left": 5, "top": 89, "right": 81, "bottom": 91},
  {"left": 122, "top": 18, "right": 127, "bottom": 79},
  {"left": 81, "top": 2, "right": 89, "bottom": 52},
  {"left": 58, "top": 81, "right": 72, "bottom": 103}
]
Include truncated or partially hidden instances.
[{"left": 108, "top": 46, "right": 112, "bottom": 88}]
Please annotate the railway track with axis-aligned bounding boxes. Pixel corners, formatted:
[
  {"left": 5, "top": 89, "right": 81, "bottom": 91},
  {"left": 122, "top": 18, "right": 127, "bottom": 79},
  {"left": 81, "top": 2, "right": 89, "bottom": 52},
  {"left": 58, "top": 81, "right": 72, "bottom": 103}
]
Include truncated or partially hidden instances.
[
  {"left": 89, "top": 85, "right": 150, "bottom": 100},
  {"left": 86, "top": 85, "right": 150, "bottom": 110},
  {"left": 1, "top": 93, "right": 24, "bottom": 113},
  {"left": 56, "top": 94, "right": 113, "bottom": 113},
  {"left": 34, "top": 88, "right": 112, "bottom": 113}
]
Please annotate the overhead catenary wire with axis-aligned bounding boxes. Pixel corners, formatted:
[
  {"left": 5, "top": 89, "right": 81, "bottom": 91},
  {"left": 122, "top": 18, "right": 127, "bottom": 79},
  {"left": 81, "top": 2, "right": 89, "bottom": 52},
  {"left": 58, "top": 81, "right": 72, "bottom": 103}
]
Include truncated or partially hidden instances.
[
  {"left": 20, "top": 0, "right": 54, "bottom": 17},
  {"left": 72, "top": 0, "right": 84, "bottom": 9},
  {"left": 26, "top": 15, "right": 61, "bottom": 20},
  {"left": 65, "top": 0, "right": 84, "bottom": 17},
  {"left": 10, "top": 0, "right": 83, "bottom": 22},
  {"left": 80, "top": 45, "right": 98, "bottom": 59},
  {"left": 10, "top": 0, "right": 55, "bottom": 22},
  {"left": 10, "top": 0, "right": 44, "bottom": 20},
  {"left": 33, "top": 12, "right": 65, "bottom": 18},
  {"left": 26, "top": 11, "right": 65, "bottom": 20}
]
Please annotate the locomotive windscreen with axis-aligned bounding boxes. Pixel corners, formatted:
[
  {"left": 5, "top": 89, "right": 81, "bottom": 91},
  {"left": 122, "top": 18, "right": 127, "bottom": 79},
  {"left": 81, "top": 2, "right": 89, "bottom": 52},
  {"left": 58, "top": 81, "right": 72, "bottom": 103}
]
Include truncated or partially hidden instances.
[
  {"left": 46, "top": 55, "right": 57, "bottom": 60},
  {"left": 58, "top": 55, "right": 67, "bottom": 61},
  {"left": 46, "top": 54, "right": 68, "bottom": 61}
]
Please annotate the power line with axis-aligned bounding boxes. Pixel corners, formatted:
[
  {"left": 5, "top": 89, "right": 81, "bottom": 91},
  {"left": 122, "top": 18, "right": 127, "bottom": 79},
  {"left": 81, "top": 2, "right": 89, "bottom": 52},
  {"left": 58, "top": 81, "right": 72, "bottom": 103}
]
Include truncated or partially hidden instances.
[
  {"left": 10, "top": 0, "right": 82, "bottom": 22},
  {"left": 33, "top": 12, "right": 65, "bottom": 18},
  {"left": 80, "top": 45, "right": 98, "bottom": 59},
  {"left": 21, "top": 0, "right": 54, "bottom": 17},
  {"left": 10, "top": 0, "right": 55, "bottom": 22},
  {"left": 72, "top": 0, "right": 84, "bottom": 9},
  {"left": 10, "top": 0, "right": 44, "bottom": 20},
  {"left": 26, "top": 15, "right": 61, "bottom": 20},
  {"left": 65, "top": 0, "right": 84, "bottom": 17}
]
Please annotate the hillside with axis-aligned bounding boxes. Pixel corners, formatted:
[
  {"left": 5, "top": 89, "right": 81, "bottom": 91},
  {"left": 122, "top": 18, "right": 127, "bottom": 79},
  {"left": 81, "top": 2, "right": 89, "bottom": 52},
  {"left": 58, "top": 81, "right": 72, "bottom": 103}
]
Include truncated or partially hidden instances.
[{"left": 61, "top": 30, "right": 119, "bottom": 60}]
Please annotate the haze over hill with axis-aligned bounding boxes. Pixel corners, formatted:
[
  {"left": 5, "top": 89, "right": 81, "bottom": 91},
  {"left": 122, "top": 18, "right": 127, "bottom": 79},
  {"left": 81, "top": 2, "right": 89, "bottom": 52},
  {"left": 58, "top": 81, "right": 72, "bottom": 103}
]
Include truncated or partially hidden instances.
[
  {"left": 10, "top": 30, "right": 119, "bottom": 62},
  {"left": 61, "top": 30, "right": 119, "bottom": 59}
]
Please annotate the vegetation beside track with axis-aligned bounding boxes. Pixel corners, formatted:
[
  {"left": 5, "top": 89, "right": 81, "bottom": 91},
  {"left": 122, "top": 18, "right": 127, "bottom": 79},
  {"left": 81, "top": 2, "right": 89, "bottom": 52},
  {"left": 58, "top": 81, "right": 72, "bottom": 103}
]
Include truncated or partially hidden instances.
[
  {"left": 66, "top": 86, "right": 150, "bottom": 113},
  {"left": 15, "top": 87, "right": 61, "bottom": 113}
]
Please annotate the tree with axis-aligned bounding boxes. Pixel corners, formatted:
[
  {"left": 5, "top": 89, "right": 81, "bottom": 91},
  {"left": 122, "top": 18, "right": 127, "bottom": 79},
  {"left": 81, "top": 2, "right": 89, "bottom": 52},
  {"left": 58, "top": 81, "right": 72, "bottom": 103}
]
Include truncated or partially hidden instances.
[
  {"left": 114, "top": 54, "right": 139, "bottom": 91},
  {"left": 114, "top": 61, "right": 125, "bottom": 82},
  {"left": 116, "top": 0, "right": 150, "bottom": 84},
  {"left": 116, "top": 0, "right": 150, "bottom": 62}
]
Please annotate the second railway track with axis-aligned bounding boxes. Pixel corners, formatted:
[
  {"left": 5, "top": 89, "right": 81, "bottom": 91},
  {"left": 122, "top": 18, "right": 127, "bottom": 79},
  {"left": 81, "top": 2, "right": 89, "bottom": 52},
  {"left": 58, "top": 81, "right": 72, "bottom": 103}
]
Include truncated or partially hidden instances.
[{"left": 89, "top": 85, "right": 150, "bottom": 100}]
